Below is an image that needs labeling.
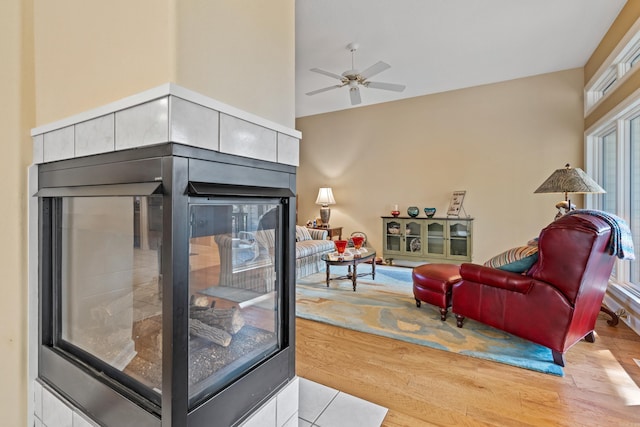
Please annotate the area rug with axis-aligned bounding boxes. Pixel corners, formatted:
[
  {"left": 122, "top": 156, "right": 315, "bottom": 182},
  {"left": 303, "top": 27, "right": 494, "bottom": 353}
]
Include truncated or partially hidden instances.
[{"left": 296, "top": 265, "right": 563, "bottom": 376}]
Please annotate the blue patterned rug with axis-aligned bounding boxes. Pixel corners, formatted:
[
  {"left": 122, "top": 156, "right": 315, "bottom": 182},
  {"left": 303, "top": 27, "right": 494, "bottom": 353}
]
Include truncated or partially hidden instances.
[{"left": 296, "top": 265, "right": 563, "bottom": 376}]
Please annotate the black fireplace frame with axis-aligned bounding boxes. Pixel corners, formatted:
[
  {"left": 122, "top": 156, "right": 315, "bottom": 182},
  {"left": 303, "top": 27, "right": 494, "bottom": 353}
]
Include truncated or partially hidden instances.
[{"left": 37, "top": 143, "right": 297, "bottom": 426}]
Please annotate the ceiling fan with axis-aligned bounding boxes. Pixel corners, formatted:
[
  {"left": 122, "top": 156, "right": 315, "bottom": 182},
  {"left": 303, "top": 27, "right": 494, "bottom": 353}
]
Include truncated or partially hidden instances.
[{"left": 306, "top": 43, "right": 406, "bottom": 105}]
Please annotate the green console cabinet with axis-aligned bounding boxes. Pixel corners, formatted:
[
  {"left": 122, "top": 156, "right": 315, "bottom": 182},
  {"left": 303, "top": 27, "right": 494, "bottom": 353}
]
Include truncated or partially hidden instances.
[{"left": 382, "top": 216, "right": 473, "bottom": 264}]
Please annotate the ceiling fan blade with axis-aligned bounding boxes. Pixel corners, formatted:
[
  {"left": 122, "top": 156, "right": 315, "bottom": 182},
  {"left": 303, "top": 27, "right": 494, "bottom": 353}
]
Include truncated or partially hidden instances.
[
  {"left": 350, "top": 87, "right": 361, "bottom": 105},
  {"left": 310, "top": 68, "right": 345, "bottom": 81},
  {"left": 306, "top": 85, "right": 343, "bottom": 96},
  {"left": 359, "top": 61, "right": 391, "bottom": 79},
  {"left": 365, "top": 81, "right": 406, "bottom": 92}
]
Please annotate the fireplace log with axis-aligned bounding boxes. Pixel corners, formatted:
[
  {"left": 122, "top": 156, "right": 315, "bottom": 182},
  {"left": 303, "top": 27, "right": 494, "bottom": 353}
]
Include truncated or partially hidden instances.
[
  {"left": 189, "top": 306, "right": 245, "bottom": 334},
  {"left": 190, "top": 295, "right": 215, "bottom": 309},
  {"left": 189, "top": 319, "right": 232, "bottom": 347}
]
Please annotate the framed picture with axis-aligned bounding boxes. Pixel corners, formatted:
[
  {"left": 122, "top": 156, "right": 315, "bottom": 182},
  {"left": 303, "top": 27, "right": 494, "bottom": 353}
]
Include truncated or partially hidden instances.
[{"left": 447, "top": 191, "right": 466, "bottom": 216}]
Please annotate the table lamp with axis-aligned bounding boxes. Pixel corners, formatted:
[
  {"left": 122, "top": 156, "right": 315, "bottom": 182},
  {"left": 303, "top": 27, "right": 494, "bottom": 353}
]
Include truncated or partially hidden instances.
[
  {"left": 315, "top": 187, "right": 336, "bottom": 226},
  {"left": 534, "top": 163, "right": 605, "bottom": 219}
]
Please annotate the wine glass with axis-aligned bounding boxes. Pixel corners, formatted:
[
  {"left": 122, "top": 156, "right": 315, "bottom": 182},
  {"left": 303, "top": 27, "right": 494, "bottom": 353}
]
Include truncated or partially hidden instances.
[
  {"left": 334, "top": 240, "right": 348, "bottom": 261},
  {"left": 351, "top": 236, "right": 364, "bottom": 258}
]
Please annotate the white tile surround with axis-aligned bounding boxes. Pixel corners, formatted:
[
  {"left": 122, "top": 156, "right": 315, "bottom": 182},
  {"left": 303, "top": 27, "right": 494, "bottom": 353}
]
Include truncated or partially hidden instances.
[
  {"left": 31, "top": 83, "right": 301, "bottom": 166},
  {"left": 33, "top": 377, "right": 300, "bottom": 427},
  {"left": 32, "top": 377, "right": 388, "bottom": 427}
]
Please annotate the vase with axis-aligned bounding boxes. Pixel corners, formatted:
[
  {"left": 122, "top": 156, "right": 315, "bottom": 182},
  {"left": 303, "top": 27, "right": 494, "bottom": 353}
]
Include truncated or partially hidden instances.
[
  {"left": 424, "top": 207, "right": 436, "bottom": 218},
  {"left": 334, "top": 240, "right": 348, "bottom": 261},
  {"left": 351, "top": 236, "right": 364, "bottom": 258},
  {"left": 407, "top": 206, "right": 419, "bottom": 217},
  {"left": 391, "top": 210, "right": 400, "bottom": 217}
]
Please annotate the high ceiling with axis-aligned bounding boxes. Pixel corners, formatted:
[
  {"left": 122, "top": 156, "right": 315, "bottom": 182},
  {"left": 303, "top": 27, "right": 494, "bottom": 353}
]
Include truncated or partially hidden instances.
[{"left": 295, "top": 0, "right": 627, "bottom": 118}]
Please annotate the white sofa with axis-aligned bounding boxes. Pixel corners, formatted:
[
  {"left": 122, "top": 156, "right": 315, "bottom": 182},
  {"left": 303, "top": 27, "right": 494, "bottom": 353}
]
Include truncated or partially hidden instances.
[{"left": 294, "top": 226, "right": 335, "bottom": 278}]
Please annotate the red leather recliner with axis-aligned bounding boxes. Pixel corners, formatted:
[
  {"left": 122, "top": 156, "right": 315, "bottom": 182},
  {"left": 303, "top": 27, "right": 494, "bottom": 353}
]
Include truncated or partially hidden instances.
[{"left": 452, "top": 214, "right": 616, "bottom": 366}]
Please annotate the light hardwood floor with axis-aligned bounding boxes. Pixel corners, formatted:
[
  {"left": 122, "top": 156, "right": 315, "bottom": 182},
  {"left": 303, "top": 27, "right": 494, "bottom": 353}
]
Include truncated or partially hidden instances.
[{"left": 296, "top": 313, "right": 640, "bottom": 426}]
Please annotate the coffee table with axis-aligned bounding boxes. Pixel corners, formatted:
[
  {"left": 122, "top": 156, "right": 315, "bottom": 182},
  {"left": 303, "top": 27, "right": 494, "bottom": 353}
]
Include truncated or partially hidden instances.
[{"left": 321, "top": 249, "right": 376, "bottom": 291}]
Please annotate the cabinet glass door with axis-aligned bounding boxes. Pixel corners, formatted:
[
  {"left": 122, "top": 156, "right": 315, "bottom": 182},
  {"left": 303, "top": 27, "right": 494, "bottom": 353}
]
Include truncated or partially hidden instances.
[
  {"left": 425, "top": 221, "right": 446, "bottom": 258},
  {"left": 385, "top": 220, "right": 402, "bottom": 253},
  {"left": 448, "top": 221, "right": 470, "bottom": 258},
  {"left": 404, "top": 220, "right": 422, "bottom": 255}
]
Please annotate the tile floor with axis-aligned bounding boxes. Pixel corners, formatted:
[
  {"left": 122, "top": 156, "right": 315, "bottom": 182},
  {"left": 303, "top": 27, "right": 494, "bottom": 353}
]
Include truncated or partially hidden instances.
[{"left": 298, "top": 377, "right": 388, "bottom": 427}]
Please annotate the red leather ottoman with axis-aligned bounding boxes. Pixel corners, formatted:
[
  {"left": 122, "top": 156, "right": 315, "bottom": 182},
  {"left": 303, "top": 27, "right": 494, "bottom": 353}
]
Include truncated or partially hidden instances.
[{"left": 412, "top": 264, "right": 462, "bottom": 321}]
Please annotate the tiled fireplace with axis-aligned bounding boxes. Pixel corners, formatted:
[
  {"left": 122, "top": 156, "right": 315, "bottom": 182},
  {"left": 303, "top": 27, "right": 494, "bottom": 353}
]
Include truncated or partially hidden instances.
[{"left": 29, "top": 84, "right": 301, "bottom": 427}]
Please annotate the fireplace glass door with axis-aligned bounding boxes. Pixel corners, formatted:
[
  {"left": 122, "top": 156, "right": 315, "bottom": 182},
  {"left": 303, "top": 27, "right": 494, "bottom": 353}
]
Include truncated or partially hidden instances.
[
  {"left": 188, "top": 199, "right": 282, "bottom": 405},
  {"left": 57, "top": 194, "right": 164, "bottom": 401}
]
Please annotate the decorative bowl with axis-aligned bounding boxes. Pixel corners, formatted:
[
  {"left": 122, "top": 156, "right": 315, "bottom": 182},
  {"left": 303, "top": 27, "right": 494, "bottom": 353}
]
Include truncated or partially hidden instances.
[
  {"left": 424, "top": 207, "right": 436, "bottom": 218},
  {"left": 407, "top": 206, "right": 419, "bottom": 217}
]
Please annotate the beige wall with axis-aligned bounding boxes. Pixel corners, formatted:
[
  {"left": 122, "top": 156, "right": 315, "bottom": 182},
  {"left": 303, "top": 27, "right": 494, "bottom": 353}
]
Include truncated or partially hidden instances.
[
  {"left": 296, "top": 69, "right": 585, "bottom": 263},
  {"left": 175, "top": 1, "right": 296, "bottom": 128},
  {"left": 0, "top": 0, "right": 34, "bottom": 425},
  {"left": 33, "top": 0, "right": 296, "bottom": 129},
  {"left": 33, "top": 0, "right": 175, "bottom": 125}
]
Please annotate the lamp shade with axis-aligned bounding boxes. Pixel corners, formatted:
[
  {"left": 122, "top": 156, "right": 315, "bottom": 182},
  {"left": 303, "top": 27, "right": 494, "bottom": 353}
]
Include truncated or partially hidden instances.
[
  {"left": 534, "top": 164, "right": 605, "bottom": 199},
  {"left": 315, "top": 187, "right": 336, "bottom": 206}
]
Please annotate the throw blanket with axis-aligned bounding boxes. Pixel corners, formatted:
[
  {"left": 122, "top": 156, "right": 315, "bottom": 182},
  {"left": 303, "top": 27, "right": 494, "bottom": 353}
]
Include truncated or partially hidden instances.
[{"left": 567, "top": 209, "right": 635, "bottom": 260}]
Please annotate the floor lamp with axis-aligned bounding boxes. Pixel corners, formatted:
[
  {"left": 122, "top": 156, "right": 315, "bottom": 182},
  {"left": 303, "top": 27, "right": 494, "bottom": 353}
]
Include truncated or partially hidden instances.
[{"left": 534, "top": 163, "right": 605, "bottom": 220}]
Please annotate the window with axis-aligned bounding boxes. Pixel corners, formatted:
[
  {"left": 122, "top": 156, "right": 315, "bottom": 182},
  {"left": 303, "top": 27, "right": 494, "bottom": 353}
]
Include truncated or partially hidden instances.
[
  {"left": 587, "top": 108, "right": 640, "bottom": 294},
  {"left": 586, "top": 68, "right": 617, "bottom": 108},
  {"left": 585, "top": 14, "right": 640, "bottom": 334},
  {"left": 630, "top": 50, "right": 640, "bottom": 68},
  {"left": 601, "top": 129, "right": 618, "bottom": 213},
  {"left": 630, "top": 116, "right": 640, "bottom": 284},
  {"left": 585, "top": 29, "right": 640, "bottom": 111},
  {"left": 602, "top": 76, "right": 618, "bottom": 95}
]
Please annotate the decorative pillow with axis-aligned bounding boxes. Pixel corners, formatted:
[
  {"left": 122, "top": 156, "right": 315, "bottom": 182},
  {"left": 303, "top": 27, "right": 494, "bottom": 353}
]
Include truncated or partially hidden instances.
[
  {"left": 295, "top": 225, "right": 313, "bottom": 242},
  {"left": 484, "top": 245, "right": 539, "bottom": 273}
]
